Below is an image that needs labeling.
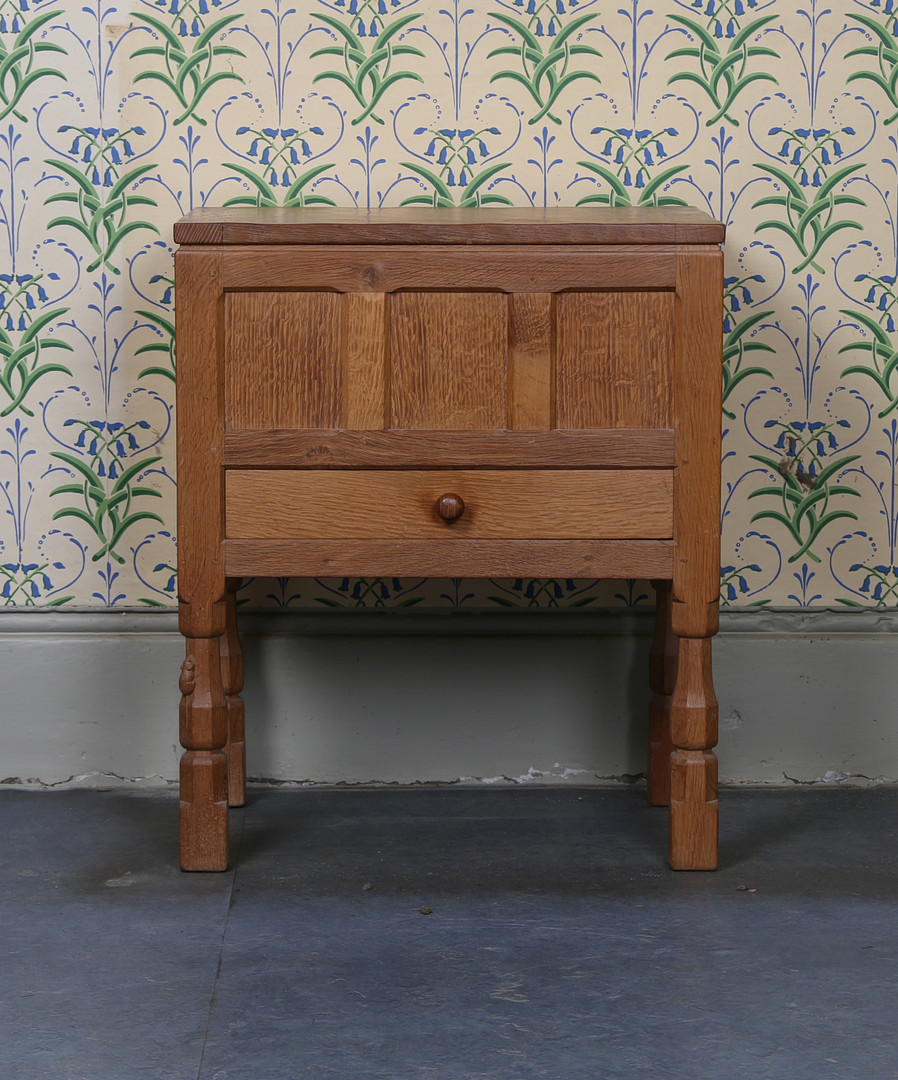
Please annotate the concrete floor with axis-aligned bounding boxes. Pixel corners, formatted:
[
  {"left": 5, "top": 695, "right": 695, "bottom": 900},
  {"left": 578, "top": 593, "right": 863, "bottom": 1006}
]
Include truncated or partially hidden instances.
[{"left": 1, "top": 786, "right": 897, "bottom": 1079}]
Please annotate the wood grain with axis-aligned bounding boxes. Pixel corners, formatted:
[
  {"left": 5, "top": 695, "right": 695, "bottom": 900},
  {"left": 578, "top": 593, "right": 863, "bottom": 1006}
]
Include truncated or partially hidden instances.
[
  {"left": 216, "top": 247, "right": 681, "bottom": 293},
  {"left": 556, "top": 291, "right": 674, "bottom": 429},
  {"left": 390, "top": 292, "right": 508, "bottom": 429},
  {"left": 435, "top": 492, "right": 465, "bottom": 522},
  {"left": 174, "top": 206, "right": 725, "bottom": 246},
  {"left": 178, "top": 635, "right": 229, "bottom": 871},
  {"left": 342, "top": 292, "right": 387, "bottom": 429},
  {"left": 179, "top": 750, "right": 229, "bottom": 872},
  {"left": 672, "top": 249, "right": 724, "bottom": 638},
  {"left": 669, "top": 750, "right": 719, "bottom": 871},
  {"left": 225, "top": 469, "right": 673, "bottom": 539},
  {"left": 669, "top": 635, "right": 718, "bottom": 750},
  {"left": 224, "top": 291, "right": 341, "bottom": 429},
  {"left": 224, "top": 538, "right": 674, "bottom": 578},
  {"left": 222, "top": 428, "right": 676, "bottom": 469},
  {"left": 174, "top": 249, "right": 227, "bottom": 638},
  {"left": 665, "top": 250, "right": 722, "bottom": 873},
  {"left": 647, "top": 579, "right": 677, "bottom": 808},
  {"left": 220, "top": 578, "right": 245, "bottom": 809},
  {"left": 508, "top": 293, "right": 553, "bottom": 429},
  {"left": 669, "top": 635, "right": 718, "bottom": 870}
]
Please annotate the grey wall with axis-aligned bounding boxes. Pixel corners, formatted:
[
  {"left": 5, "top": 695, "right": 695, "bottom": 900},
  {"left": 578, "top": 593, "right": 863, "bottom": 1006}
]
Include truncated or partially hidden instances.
[{"left": 1, "top": 610, "right": 895, "bottom": 789}]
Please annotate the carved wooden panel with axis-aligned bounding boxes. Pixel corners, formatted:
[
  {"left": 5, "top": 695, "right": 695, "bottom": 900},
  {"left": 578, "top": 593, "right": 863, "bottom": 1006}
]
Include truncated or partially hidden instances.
[
  {"left": 508, "top": 292, "right": 554, "bottom": 430},
  {"left": 555, "top": 291, "right": 674, "bottom": 429},
  {"left": 224, "top": 287, "right": 676, "bottom": 435},
  {"left": 390, "top": 292, "right": 508, "bottom": 429},
  {"left": 224, "top": 291, "right": 342, "bottom": 429},
  {"left": 340, "top": 292, "right": 387, "bottom": 429}
]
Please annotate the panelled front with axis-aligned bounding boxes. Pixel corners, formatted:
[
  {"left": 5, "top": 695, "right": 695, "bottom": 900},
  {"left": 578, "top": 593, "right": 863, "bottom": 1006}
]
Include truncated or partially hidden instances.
[
  {"left": 219, "top": 246, "right": 679, "bottom": 564},
  {"left": 221, "top": 248, "right": 678, "bottom": 439}
]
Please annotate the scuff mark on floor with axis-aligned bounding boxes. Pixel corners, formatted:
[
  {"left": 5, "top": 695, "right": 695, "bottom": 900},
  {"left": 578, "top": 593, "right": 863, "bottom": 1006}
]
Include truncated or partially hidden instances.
[
  {"left": 782, "top": 770, "right": 895, "bottom": 786},
  {"left": 0, "top": 771, "right": 177, "bottom": 789}
]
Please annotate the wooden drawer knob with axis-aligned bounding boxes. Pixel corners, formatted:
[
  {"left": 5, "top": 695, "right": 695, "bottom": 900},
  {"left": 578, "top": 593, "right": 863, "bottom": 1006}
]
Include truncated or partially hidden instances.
[{"left": 435, "top": 492, "right": 466, "bottom": 522}]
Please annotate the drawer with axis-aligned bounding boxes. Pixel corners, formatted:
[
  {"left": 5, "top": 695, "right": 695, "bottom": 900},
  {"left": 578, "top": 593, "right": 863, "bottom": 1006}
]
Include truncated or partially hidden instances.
[{"left": 225, "top": 470, "right": 673, "bottom": 540}]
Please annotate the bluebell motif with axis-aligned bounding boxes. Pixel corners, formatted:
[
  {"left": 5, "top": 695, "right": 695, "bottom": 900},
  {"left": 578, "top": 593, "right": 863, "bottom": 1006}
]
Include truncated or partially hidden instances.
[
  {"left": 313, "top": 577, "right": 428, "bottom": 607},
  {"left": 830, "top": 421, "right": 898, "bottom": 606},
  {"left": 486, "top": 578, "right": 606, "bottom": 607},
  {"left": 2, "top": 0, "right": 898, "bottom": 607}
]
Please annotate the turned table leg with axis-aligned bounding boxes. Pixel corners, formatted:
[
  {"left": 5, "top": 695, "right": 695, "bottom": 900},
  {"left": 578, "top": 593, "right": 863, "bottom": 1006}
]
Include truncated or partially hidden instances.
[
  {"left": 668, "top": 605, "right": 719, "bottom": 870},
  {"left": 221, "top": 577, "right": 246, "bottom": 808},
  {"left": 647, "top": 579, "right": 677, "bottom": 807},
  {"left": 179, "top": 613, "right": 230, "bottom": 872}
]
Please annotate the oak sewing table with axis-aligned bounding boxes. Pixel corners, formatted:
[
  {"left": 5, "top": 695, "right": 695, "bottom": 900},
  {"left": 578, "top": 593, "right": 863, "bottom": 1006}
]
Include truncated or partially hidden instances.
[{"left": 173, "top": 206, "right": 724, "bottom": 872}]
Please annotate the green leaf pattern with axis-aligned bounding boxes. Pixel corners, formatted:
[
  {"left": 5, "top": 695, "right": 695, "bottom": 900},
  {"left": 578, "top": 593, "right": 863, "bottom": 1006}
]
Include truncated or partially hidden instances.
[{"left": 2, "top": 1, "right": 898, "bottom": 607}]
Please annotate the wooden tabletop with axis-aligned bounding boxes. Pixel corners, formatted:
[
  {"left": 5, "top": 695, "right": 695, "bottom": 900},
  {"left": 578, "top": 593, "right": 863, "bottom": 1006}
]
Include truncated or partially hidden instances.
[{"left": 173, "top": 206, "right": 725, "bottom": 246}]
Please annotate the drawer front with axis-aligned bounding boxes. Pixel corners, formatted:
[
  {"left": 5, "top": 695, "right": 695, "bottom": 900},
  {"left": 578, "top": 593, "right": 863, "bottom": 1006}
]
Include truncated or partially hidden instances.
[{"left": 225, "top": 470, "right": 673, "bottom": 540}]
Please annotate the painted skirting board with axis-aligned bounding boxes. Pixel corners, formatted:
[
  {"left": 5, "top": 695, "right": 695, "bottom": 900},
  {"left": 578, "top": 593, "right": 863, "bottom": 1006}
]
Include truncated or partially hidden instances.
[{"left": 1, "top": 610, "right": 895, "bottom": 788}]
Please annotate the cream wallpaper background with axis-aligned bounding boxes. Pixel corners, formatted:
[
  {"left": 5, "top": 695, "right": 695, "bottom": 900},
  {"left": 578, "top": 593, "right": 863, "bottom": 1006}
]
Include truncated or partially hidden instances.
[{"left": 1, "top": 0, "right": 897, "bottom": 610}]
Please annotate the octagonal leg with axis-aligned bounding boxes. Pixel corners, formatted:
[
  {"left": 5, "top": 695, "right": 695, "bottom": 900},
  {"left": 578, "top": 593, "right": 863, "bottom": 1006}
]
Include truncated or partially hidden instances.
[
  {"left": 668, "top": 633, "right": 718, "bottom": 870},
  {"left": 179, "top": 631, "right": 229, "bottom": 871},
  {"left": 221, "top": 578, "right": 246, "bottom": 808},
  {"left": 647, "top": 579, "right": 677, "bottom": 807}
]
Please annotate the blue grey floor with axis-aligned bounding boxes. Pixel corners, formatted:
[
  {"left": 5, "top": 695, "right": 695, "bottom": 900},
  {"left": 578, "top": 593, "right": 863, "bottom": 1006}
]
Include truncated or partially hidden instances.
[{"left": 2, "top": 786, "right": 897, "bottom": 1080}]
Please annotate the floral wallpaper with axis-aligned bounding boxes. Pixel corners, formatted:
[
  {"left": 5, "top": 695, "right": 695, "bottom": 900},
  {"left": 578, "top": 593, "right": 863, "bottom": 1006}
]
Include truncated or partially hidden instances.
[{"left": 1, "top": 0, "right": 897, "bottom": 609}]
